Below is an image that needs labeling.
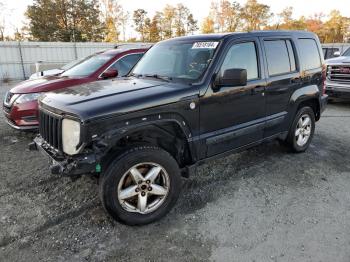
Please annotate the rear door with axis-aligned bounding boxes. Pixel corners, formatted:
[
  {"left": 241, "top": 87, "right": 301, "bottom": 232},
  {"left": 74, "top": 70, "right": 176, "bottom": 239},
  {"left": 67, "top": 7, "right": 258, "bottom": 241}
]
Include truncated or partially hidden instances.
[
  {"left": 296, "top": 38, "right": 323, "bottom": 95},
  {"left": 261, "top": 37, "right": 300, "bottom": 137}
]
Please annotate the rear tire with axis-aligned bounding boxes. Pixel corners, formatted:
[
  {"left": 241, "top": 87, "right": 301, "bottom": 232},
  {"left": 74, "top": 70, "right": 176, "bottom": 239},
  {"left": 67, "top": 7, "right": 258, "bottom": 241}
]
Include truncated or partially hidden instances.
[
  {"left": 285, "top": 106, "right": 315, "bottom": 153},
  {"left": 99, "top": 146, "right": 182, "bottom": 225}
]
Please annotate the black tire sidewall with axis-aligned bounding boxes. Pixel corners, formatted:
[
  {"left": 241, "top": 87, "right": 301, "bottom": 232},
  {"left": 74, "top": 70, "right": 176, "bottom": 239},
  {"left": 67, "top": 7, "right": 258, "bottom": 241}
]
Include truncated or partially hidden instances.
[
  {"left": 99, "top": 146, "right": 182, "bottom": 225},
  {"left": 287, "top": 106, "right": 315, "bottom": 152}
]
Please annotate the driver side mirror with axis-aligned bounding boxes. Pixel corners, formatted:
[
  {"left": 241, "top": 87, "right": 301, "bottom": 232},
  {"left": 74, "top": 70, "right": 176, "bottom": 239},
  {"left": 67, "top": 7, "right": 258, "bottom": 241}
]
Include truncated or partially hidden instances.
[
  {"left": 101, "top": 68, "right": 118, "bottom": 79},
  {"left": 333, "top": 51, "right": 341, "bottom": 57},
  {"left": 213, "top": 68, "right": 247, "bottom": 91}
]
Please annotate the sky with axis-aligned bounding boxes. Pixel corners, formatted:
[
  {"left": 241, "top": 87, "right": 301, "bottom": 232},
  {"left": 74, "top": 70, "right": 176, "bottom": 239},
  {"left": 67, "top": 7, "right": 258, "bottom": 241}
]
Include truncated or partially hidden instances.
[{"left": 2, "top": 0, "right": 350, "bottom": 38}]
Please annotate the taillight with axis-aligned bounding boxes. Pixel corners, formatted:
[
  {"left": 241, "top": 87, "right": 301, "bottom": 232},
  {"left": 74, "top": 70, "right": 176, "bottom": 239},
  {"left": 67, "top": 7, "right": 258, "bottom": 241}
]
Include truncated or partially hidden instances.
[{"left": 322, "top": 64, "right": 326, "bottom": 95}]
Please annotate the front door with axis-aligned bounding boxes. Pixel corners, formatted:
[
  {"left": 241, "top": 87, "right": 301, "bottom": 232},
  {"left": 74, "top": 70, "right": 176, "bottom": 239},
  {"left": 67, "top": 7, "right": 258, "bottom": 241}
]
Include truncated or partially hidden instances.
[{"left": 199, "top": 38, "right": 267, "bottom": 157}]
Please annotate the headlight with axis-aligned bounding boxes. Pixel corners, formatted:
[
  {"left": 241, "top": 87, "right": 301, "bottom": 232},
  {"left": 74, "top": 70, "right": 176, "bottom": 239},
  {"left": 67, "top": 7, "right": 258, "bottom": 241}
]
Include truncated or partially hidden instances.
[
  {"left": 16, "top": 93, "right": 42, "bottom": 104},
  {"left": 4, "top": 92, "right": 20, "bottom": 106},
  {"left": 62, "top": 118, "right": 81, "bottom": 155}
]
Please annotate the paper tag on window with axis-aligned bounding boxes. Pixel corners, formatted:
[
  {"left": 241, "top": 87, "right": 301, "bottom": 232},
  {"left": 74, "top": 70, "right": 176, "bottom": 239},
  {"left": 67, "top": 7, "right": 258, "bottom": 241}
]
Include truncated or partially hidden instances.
[{"left": 192, "top": 42, "right": 219, "bottom": 49}]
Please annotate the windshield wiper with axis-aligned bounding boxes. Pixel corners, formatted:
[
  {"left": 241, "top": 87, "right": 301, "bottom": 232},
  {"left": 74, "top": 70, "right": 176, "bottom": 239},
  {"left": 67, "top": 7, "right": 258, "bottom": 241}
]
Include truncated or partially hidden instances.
[
  {"left": 143, "top": 74, "right": 172, "bottom": 82},
  {"left": 129, "top": 72, "right": 142, "bottom": 78}
]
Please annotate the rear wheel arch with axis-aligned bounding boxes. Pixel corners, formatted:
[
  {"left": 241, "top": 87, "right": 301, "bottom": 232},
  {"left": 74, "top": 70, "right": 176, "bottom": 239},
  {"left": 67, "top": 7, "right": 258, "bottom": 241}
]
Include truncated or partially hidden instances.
[
  {"left": 296, "top": 98, "right": 320, "bottom": 121},
  {"left": 289, "top": 85, "right": 321, "bottom": 121}
]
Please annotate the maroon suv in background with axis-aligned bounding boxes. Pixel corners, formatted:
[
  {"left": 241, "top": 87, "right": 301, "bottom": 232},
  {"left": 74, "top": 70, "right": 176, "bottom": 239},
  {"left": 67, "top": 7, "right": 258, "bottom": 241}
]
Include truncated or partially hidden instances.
[{"left": 3, "top": 47, "right": 148, "bottom": 130}]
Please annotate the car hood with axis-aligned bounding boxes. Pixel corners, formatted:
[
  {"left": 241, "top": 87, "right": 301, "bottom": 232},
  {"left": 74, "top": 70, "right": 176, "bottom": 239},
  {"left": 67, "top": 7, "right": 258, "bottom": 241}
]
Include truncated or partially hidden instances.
[
  {"left": 326, "top": 56, "right": 350, "bottom": 65},
  {"left": 10, "top": 76, "right": 87, "bottom": 94},
  {"left": 29, "top": 69, "right": 64, "bottom": 80},
  {"left": 40, "top": 77, "right": 196, "bottom": 121}
]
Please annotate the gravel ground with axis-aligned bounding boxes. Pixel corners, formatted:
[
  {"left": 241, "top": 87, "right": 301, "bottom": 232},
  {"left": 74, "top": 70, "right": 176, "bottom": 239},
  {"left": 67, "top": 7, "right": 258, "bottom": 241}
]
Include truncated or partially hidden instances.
[{"left": 1, "top": 81, "right": 350, "bottom": 262}]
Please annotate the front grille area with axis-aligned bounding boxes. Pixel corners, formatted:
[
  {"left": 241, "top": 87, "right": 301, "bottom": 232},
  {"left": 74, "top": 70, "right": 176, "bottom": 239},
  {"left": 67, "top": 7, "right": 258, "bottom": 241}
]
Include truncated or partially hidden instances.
[
  {"left": 3, "top": 106, "right": 11, "bottom": 114},
  {"left": 327, "top": 65, "right": 350, "bottom": 82},
  {"left": 39, "top": 109, "right": 63, "bottom": 151}
]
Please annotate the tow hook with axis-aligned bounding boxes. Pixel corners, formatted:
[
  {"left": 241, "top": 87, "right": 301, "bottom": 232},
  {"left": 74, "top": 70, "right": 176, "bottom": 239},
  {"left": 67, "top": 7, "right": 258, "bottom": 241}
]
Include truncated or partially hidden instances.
[
  {"left": 28, "top": 141, "right": 38, "bottom": 151},
  {"left": 50, "top": 163, "right": 63, "bottom": 174}
]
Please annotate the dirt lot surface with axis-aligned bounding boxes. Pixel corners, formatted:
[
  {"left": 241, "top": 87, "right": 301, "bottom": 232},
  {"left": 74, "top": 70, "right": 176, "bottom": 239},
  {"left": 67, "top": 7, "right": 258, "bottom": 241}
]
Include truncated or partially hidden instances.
[{"left": 1, "top": 82, "right": 350, "bottom": 262}]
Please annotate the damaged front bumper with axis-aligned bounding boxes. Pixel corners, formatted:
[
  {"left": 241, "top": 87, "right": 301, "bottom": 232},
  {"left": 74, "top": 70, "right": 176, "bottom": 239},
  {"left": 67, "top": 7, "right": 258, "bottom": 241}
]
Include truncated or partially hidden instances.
[{"left": 30, "top": 136, "right": 98, "bottom": 176}]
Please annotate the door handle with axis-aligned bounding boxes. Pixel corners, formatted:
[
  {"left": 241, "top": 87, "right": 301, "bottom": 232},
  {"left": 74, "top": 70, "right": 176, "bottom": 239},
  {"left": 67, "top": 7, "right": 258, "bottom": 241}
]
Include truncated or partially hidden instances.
[
  {"left": 302, "top": 76, "right": 312, "bottom": 82},
  {"left": 251, "top": 85, "right": 265, "bottom": 94},
  {"left": 291, "top": 77, "right": 301, "bottom": 84}
]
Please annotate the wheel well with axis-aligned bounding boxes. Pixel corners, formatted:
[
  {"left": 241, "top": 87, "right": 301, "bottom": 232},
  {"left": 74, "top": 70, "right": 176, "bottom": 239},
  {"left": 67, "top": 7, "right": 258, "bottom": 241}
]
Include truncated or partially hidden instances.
[
  {"left": 297, "top": 98, "right": 320, "bottom": 121},
  {"left": 108, "top": 122, "right": 193, "bottom": 168}
]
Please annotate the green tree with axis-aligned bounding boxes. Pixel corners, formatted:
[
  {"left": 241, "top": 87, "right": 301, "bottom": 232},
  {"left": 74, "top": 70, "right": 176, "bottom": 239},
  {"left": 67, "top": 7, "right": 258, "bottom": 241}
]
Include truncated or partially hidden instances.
[
  {"left": 276, "top": 6, "right": 293, "bottom": 29},
  {"left": 133, "top": 9, "right": 148, "bottom": 41},
  {"left": 26, "top": 0, "right": 105, "bottom": 42},
  {"left": 119, "top": 8, "right": 129, "bottom": 42},
  {"left": 201, "top": 16, "right": 215, "bottom": 33},
  {"left": 186, "top": 14, "right": 198, "bottom": 35},
  {"left": 220, "top": 0, "right": 241, "bottom": 32},
  {"left": 149, "top": 12, "right": 162, "bottom": 41},
  {"left": 323, "top": 10, "right": 350, "bottom": 43},
  {"left": 240, "top": 0, "right": 272, "bottom": 31},
  {"left": 100, "top": 0, "right": 124, "bottom": 42},
  {"left": 105, "top": 16, "right": 118, "bottom": 42},
  {"left": 174, "top": 4, "right": 188, "bottom": 36},
  {"left": 0, "top": 1, "right": 6, "bottom": 41},
  {"left": 131, "top": 3, "right": 197, "bottom": 41},
  {"left": 163, "top": 5, "right": 176, "bottom": 38},
  {"left": 144, "top": 17, "right": 152, "bottom": 41},
  {"left": 269, "top": 7, "right": 307, "bottom": 30},
  {"left": 205, "top": 0, "right": 241, "bottom": 33}
]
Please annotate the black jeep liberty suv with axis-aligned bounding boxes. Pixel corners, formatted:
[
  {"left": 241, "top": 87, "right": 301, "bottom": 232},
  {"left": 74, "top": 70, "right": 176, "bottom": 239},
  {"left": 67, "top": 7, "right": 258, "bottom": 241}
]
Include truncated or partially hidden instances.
[{"left": 32, "top": 31, "right": 328, "bottom": 225}]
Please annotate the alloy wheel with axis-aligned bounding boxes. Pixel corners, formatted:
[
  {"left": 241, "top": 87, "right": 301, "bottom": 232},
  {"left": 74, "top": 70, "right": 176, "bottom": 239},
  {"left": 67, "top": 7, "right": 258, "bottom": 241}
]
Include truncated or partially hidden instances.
[
  {"left": 295, "top": 114, "right": 312, "bottom": 147},
  {"left": 117, "top": 162, "right": 170, "bottom": 214}
]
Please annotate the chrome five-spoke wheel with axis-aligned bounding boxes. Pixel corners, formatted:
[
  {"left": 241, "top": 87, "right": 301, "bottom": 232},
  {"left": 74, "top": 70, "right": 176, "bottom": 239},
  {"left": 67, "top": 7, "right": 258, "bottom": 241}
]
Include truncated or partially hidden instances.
[
  {"left": 117, "top": 162, "right": 170, "bottom": 214},
  {"left": 295, "top": 114, "right": 312, "bottom": 147}
]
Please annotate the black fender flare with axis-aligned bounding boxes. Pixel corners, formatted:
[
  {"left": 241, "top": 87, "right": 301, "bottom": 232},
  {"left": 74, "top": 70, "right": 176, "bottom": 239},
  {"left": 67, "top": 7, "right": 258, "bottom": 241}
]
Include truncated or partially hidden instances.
[
  {"left": 288, "top": 84, "right": 321, "bottom": 122},
  {"left": 290, "top": 85, "right": 320, "bottom": 105},
  {"left": 94, "top": 113, "right": 197, "bottom": 162}
]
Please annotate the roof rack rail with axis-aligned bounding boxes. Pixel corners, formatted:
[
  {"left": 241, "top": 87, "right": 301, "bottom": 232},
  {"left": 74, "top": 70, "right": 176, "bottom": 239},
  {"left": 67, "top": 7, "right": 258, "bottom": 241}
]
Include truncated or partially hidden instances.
[{"left": 114, "top": 43, "right": 154, "bottom": 49}]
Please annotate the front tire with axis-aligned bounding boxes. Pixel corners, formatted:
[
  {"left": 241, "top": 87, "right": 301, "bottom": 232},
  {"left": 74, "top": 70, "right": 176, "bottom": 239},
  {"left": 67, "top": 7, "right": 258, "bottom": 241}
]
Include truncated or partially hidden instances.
[
  {"left": 99, "top": 146, "right": 182, "bottom": 225},
  {"left": 285, "top": 106, "right": 315, "bottom": 153}
]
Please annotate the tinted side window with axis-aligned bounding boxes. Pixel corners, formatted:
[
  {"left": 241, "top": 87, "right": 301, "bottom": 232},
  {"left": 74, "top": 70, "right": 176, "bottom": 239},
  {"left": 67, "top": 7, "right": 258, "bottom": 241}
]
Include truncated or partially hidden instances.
[
  {"left": 221, "top": 42, "right": 259, "bottom": 80},
  {"left": 111, "top": 53, "right": 143, "bottom": 76},
  {"left": 327, "top": 48, "right": 339, "bottom": 59},
  {"left": 298, "top": 39, "right": 322, "bottom": 70},
  {"left": 343, "top": 47, "right": 350, "bottom": 56},
  {"left": 264, "top": 40, "right": 296, "bottom": 76},
  {"left": 286, "top": 40, "right": 296, "bottom": 71},
  {"left": 322, "top": 48, "right": 327, "bottom": 57}
]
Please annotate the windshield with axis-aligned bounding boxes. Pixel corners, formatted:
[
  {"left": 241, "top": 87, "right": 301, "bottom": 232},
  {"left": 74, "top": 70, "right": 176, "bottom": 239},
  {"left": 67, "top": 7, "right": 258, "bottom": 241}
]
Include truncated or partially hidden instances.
[
  {"left": 343, "top": 47, "right": 350, "bottom": 56},
  {"left": 61, "top": 57, "right": 85, "bottom": 71},
  {"left": 61, "top": 53, "right": 114, "bottom": 77},
  {"left": 131, "top": 40, "right": 219, "bottom": 83}
]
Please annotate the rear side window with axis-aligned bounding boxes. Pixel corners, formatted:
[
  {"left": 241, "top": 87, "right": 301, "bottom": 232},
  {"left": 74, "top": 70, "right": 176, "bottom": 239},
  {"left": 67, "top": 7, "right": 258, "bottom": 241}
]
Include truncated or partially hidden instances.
[
  {"left": 322, "top": 48, "right": 327, "bottom": 57},
  {"left": 264, "top": 40, "right": 296, "bottom": 76},
  {"left": 298, "top": 38, "right": 322, "bottom": 70},
  {"left": 344, "top": 47, "right": 350, "bottom": 56},
  {"left": 221, "top": 41, "right": 259, "bottom": 80}
]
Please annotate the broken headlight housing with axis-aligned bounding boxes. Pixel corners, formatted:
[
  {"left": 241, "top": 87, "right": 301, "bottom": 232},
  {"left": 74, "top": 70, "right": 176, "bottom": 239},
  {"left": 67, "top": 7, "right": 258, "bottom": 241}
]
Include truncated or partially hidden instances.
[{"left": 62, "top": 118, "right": 81, "bottom": 155}]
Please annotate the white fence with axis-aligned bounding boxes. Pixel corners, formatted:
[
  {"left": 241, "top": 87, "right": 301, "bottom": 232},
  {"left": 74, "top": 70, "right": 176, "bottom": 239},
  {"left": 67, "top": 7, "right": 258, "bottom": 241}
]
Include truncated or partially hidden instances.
[
  {"left": 0, "top": 41, "right": 118, "bottom": 80},
  {"left": 1, "top": 41, "right": 349, "bottom": 81}
]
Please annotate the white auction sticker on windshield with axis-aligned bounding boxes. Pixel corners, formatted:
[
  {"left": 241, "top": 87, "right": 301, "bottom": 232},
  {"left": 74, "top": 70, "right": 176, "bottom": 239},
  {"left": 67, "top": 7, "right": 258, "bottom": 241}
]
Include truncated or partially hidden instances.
[{"left": 192, "top": 42, "right": 219, "bottom": 49}]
